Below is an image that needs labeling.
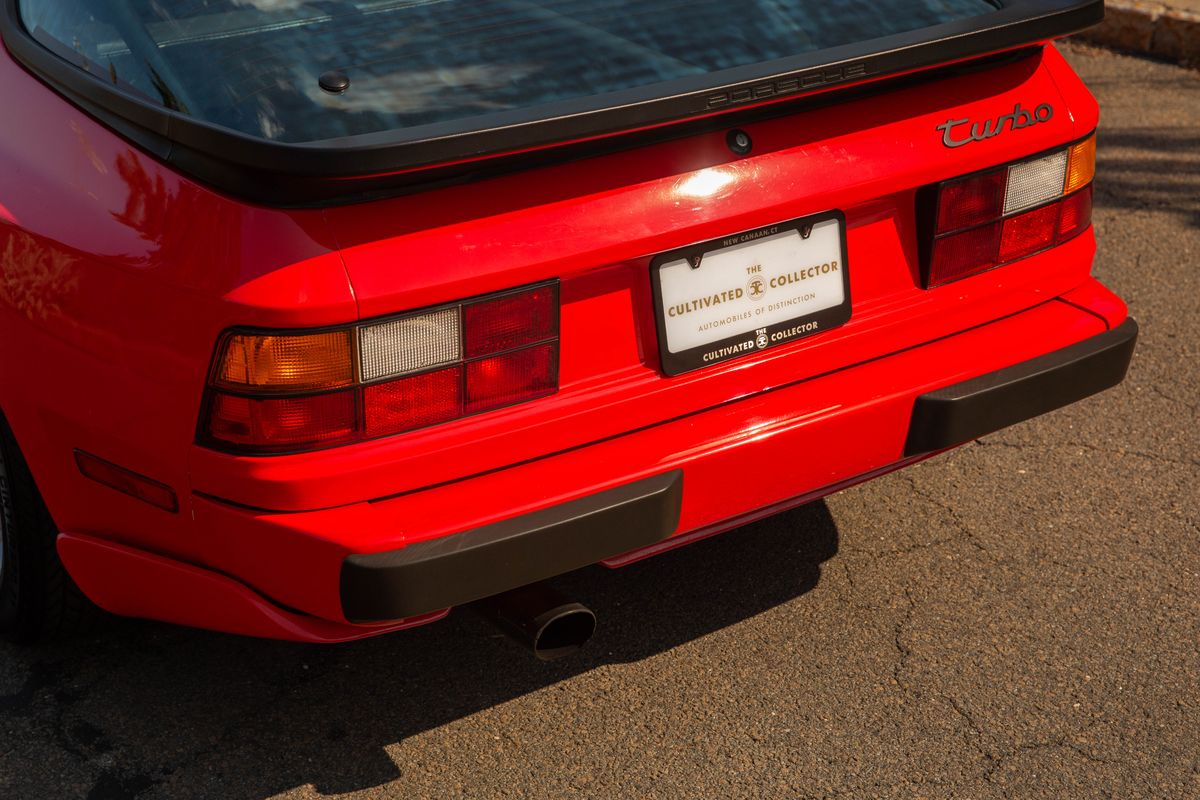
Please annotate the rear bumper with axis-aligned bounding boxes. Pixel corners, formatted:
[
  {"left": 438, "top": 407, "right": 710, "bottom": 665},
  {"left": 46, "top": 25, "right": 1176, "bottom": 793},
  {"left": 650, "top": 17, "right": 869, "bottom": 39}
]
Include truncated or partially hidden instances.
[
  {"left": 58, "top": 291, "right": 1135, "bottom": 640},
  {"left": 340, "top": 472, "right": 683, "bottom": 623},
  {"left": 905, "top": 317, "right": 1138, "bottom": 456},
  {"left": 343, "top": 316, "right": 1137, "bottom": 622}
]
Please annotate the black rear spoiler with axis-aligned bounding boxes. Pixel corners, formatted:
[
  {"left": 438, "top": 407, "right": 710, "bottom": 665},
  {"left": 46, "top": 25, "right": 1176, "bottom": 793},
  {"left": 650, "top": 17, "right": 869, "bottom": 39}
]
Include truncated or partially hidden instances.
[{"left": 0, "top": 0, "right": 1102, "bottom": 207}]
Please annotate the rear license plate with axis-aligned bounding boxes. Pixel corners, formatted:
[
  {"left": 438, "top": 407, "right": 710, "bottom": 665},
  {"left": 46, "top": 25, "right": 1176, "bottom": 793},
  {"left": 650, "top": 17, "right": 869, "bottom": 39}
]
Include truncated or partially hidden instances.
[{"left": 650, "top": 211, "right": 851, "bottom": 376}]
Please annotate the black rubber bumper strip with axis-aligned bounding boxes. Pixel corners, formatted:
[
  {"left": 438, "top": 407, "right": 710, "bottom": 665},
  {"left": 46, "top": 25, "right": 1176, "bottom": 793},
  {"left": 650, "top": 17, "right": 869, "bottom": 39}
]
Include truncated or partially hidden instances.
[
  {"left": 341, "top": 470, "right": 683, "bottom": 623},
  {"left": 905, "top": 317, "right": 1138, "bottom": 456}
]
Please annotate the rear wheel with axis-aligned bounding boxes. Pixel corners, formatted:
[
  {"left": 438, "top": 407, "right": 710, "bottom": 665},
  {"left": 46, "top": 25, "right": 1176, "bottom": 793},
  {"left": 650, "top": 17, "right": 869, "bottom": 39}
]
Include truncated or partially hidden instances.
[{"left": 0, "top": 418, "right": 98, "bottom": 643}]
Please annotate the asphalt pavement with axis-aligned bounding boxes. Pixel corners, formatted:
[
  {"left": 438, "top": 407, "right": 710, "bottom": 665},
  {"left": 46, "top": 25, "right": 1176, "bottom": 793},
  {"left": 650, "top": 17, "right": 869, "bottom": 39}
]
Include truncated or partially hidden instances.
[{"left": 0, "top": 45, "right": 1196, "bottom": 800}]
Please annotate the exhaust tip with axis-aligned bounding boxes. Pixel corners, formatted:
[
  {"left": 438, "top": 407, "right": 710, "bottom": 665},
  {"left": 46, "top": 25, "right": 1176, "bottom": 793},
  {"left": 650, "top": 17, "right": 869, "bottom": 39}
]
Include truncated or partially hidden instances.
[
  {"left": 472, "top": 582, "right": 596, "bottom": 661},
  {"left": 531, "top": 604, "right": 596, "bottom": 661}
]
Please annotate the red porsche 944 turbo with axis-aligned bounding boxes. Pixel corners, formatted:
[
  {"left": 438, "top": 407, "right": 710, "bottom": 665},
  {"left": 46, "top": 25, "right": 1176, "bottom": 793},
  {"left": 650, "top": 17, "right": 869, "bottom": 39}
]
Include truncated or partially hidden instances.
[{"left": 0, "top": 0, "right": 1135, "bottom": 654}]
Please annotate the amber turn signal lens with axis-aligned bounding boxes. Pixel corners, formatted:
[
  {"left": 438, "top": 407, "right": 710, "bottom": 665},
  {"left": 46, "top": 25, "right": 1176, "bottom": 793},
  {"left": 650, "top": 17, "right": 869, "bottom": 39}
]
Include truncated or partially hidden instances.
[
  {"left": 1064, "top": 134, "right": 1096, "bottom": 195},
  {"left": 214, "top": 330, "right": 354, "bottom": 392}
]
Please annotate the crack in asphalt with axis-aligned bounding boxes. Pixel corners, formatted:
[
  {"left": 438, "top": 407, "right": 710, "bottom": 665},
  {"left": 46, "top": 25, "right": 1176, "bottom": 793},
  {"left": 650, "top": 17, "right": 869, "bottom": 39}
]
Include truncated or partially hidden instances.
[
  {"left": 974, "top": 437, "right": 1200, "bottom": 470},
  {"left": 835, "top": 472, "right": 986, "bottom": 568},
  {"left": 1147, "top": 385, "right": 1198, "bottom": 418},
  {"left": 855, "top": 463, "right": 1153, "bottom": 800},
  {"left": 890, "top": 586, "right": 917, "bottom": 696}
]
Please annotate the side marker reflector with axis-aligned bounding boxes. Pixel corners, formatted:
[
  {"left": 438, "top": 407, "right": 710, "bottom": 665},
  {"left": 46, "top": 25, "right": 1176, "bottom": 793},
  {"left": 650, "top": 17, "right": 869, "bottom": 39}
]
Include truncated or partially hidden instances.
[{"left": 74, "top": 450, "right": 179, "bottom": 513}]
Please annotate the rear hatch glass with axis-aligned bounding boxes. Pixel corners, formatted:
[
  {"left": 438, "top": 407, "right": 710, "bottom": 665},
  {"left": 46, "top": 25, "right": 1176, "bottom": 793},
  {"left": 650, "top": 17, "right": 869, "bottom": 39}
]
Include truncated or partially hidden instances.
[{"left": 21, "top": 0, "right": 998, "bottom": 144}]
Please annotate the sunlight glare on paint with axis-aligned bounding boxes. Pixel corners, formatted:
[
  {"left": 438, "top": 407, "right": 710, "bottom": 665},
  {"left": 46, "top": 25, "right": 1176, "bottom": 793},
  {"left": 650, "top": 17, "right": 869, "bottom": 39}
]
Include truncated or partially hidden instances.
[{"left": 677, "top": 168, "right": 736, "bottom": 199}]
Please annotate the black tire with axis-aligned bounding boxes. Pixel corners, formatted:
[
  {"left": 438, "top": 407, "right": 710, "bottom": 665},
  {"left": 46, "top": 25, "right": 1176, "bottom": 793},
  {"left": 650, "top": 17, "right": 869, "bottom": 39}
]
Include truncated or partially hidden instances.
[{"left": 0, "top": 416, "right": 98, "bottom": 643}]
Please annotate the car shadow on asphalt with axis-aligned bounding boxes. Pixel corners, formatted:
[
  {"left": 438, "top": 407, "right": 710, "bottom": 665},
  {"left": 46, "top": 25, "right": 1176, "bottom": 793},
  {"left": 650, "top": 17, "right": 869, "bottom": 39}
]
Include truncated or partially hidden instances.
[
  {"left": 1095, "top": 128, "right": 1199, "bottom": 229},
  {"left": 0, "top": 500, "right": 838, "bottom": 798}
]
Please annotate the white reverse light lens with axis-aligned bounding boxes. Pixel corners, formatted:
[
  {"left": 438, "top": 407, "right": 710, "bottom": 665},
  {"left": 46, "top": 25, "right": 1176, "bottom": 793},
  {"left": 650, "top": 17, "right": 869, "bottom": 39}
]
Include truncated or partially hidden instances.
[
  {"left": 1004, "top": 150, "right": 1069, "bottom": 215},
  {"left": 359, "top": 307, "right": 461, "bottom": 382}
]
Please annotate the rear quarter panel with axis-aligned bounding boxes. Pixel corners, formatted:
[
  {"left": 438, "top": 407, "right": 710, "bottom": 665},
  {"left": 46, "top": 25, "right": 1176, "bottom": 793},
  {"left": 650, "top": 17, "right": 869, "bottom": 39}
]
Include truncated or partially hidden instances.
[{"left": 0, "top": 40, "right": 354, "bottom": 560}]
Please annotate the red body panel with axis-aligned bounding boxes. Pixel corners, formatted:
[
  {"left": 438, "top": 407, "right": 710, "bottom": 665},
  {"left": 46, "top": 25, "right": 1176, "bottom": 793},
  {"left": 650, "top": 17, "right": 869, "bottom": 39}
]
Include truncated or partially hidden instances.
[{"left": 0, "top": 36, "right": 1128, "bottom": 641}]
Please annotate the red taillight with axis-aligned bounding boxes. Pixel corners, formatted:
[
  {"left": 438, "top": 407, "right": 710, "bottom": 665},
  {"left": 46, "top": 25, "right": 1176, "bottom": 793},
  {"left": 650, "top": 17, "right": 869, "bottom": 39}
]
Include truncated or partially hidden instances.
[
  {"left": 930, "top": 223, "right": 1002, "bottom": 286},
  {"left": 200, "top": 281, "right": 560, "bottom": 454},
  {"left": 1057, "top": 184, "right": 1093, "bottom": 240},
  {"left": 363, "top": 366, "right": 463, "bottom": 437},
  {"left": 206, "top": 391, "right": 358, "bottom": 452},
  {"left": 465, "top": 342, "right": 558, "bottom": 414},
  {"left": 936, "top": 169, "right": 1006, "bottom": 232},
  {"left": 998, "top": 203, "right": 1060, "bottom": 263},
  {"left": 464, "top": 284, "right": 557, "bottom": 358},
  {"left": 925, "top": 133, "right": 1096, "bottom": 288}
]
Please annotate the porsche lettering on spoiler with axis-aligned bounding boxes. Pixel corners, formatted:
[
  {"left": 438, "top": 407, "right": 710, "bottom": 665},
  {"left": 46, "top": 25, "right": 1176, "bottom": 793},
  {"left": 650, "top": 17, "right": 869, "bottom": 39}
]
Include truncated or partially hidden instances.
[{"left": 706, "top": 63, "right": 870, "bottom": 110}]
